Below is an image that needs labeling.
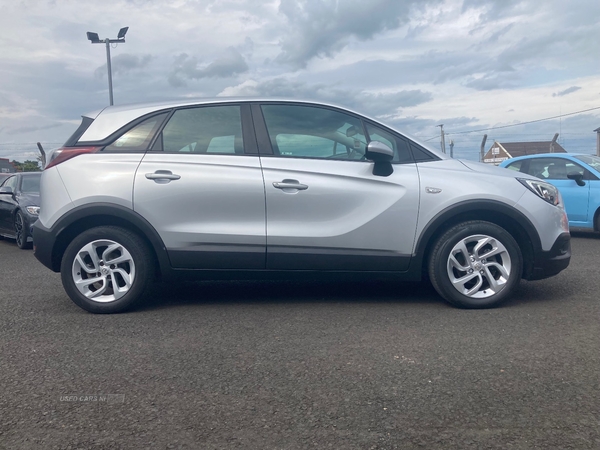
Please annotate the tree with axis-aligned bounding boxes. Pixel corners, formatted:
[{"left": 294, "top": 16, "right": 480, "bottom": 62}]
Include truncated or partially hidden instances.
[{"left": 11, "top": 160, "right": 41, "bottom": 172}]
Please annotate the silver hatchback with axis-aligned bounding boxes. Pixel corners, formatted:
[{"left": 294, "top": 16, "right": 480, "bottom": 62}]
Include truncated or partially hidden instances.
[{"left": 33, "top": 99, "right": 571, "bottom": 313}]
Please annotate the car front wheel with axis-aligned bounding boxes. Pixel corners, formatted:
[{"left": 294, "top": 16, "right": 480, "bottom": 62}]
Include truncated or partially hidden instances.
[
  {"left": 428, "top": 220, "right": 522, "bottom": 309},
  {"left": 60, "top": 226, "right": 154, "bottom": 313},
  {"left": 14, "top": 211, "right": 30, "bottom": 249}
]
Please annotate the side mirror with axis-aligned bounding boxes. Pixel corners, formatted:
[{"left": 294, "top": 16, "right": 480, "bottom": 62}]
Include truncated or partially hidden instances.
[
  {"left": 567, "top": 172, "right": 586, "bottom": 187},
  {"left": 0, "top": 186, "right": 14, "bottom": 195},
  {"left": 366, "top": 141, "right": 394, "bottom": 177},
  {"left": 366, "top": 140, "right": 394, "bottom": 162}
]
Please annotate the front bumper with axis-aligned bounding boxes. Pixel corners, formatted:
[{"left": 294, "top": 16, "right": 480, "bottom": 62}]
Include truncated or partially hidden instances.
[{"left": 526, "top": 232, "right": 571, "bottom": 281}]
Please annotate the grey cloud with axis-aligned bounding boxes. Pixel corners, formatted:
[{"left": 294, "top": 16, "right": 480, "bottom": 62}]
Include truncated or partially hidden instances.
[
  {"left": 461, "top": 0, "right": 524, "bottom": 23},
  {"left": 276, "top": 0, "right": 441, "bottom": 68},
  {"left": 464, "top": 72, "right": 520, "bottom": 91},
  {"left": 333, "top": 50, "right": 516, "bottom": 91},
  {"left": 168, "top": 48, "right": 249, "bottom": 87},
  {"left": 221, "top": 77, "right": 432, "bottom": 117},
  {"left": 95, "top": 54, "right": 152, "bottom": 78},
  {"left": 237, "top": 37, "right": 254, "bottom": 58},
  {"left": 360, "top": 90, "right": 433, "bottom": 116},
  {"left": 553, "top": 86, "right": 581, "bottom": 97},
  {"left": 6, "top": 123, "right": 63, "bottom": 135}
]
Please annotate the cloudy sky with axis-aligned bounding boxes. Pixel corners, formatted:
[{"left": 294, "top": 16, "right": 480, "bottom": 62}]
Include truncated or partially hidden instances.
[{"left": 1, "top": 0, "right": 599, "bottom": 162}]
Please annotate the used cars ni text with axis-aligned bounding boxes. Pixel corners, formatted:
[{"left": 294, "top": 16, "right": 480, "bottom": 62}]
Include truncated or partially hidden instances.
[{"left": 32, "top": 99, "right": 570, "bottom": 313}]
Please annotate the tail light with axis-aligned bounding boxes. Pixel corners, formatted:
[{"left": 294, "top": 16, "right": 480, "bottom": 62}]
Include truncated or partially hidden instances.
[{"left": 45, "top": 146, "right": 101, "bottom": 169}]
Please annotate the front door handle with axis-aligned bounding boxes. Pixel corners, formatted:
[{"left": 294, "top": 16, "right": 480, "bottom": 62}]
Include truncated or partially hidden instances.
[
  {"left": 145, "top": 170, "right": 181, "bottom": 183},
  {"left": 273, "top": 179, "right": 308, "bottom": 191}
]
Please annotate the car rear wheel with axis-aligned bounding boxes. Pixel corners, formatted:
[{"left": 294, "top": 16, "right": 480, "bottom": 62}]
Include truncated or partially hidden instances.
[
  {"left": 60, "top": 226, "right": 154, "bottom": 313},
  {"left": 428, "top": 220, "right": 522, "bottom": 309},
  {"left": 14, "top": 211, "right": 30, "bottom": 249}
]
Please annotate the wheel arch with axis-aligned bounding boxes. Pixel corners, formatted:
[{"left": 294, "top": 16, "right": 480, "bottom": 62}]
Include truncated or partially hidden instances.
[
  {"left": 593, "top": 206, "right": 600, "bottom": 232},
  {"left": 413, "top": 200, "right": 541, "bottom": 280},
  {"left": 48, "top": 203, "right": 171, "bottom": 277}
]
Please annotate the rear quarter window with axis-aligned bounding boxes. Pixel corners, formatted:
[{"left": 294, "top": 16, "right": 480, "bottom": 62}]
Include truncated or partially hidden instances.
[{"left": 104, "top": 113, "right": 168, "bottom": 152}]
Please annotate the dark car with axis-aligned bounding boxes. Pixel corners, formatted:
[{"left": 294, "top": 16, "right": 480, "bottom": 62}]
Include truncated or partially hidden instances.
[{"left": 0, "top": 172, "right": 41, "bottom": 249}]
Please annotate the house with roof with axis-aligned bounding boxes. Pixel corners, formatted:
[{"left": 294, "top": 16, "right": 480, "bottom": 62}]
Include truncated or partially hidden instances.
[
  {"left": 483, "top": 140, "right": 566, "bottom": 165},
  {"left": 0, "top": 158, "right": 16, "bottom": 173}
]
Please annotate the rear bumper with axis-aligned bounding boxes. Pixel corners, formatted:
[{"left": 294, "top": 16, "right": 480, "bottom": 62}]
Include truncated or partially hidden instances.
[
  {"left": 32, "top": 221, "right": 57, "bottom": 271},
  {"left": 526, "top": 232, "right": 571, "bottom": 281}
]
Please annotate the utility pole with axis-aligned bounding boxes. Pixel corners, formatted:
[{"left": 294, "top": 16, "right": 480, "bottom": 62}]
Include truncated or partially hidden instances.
[
  {"left": 594, "top": 128, "right": 600, "bottom": 157},
  {"left": 549, "top": 133, "right": 559, "bottom": 153},
  {"left": 480, "top": 134, "right": 488, "bottom": 163},
  {"left": 437, "top": 124, "right": 446, "bottom": 153},
  {"left": 449, "top": 140, "right": 454, "bottom": 158},
  {"left": 86, "top": 27, "right": 129, "bottom": 106}
]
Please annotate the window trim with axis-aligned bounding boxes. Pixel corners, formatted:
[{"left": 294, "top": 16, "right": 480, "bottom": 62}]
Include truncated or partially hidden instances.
[
  {"left": 77, "top": 110, "right": 173, "bottom": 150},
  {"left": 150, "top": 103, "right": 257, "bottom": 156},
  {"left": 253, "top": 102, "right": 370, "bottom": 161},
  {"left": 252, "top": 101, "right": 439, "bottom": 164},
  {"left": 102, "top": 112, "right": 170, "bottom": 153}
]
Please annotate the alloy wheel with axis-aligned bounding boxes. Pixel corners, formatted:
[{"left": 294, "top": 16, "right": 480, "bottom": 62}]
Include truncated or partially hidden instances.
[
  {"left": 71, "top": 239, "right": 136, "bottom": 303},
  {"left": 446, "top": 234, "right": 512, "bottom": 299},
  {"left": 14, "top": 212, "right": 24, "bottom": 247}
]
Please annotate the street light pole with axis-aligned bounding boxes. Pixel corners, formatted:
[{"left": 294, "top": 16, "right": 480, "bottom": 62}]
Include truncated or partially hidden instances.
[
  {"left": 105, "top": 39, "right": 114, "bottom": 105},
  {"left": 86, "top": 27, "right": 129, "bottom": 106},
  {"left": 437, "top": 124, "right": 446, "bottom": 153}
]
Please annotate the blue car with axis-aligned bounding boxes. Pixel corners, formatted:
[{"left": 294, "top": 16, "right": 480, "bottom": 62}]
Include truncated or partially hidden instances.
[{"left": 500, "top": 153, "right": 600, "bottom": 230}]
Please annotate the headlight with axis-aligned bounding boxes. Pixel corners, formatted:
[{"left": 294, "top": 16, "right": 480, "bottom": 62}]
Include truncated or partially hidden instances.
[
  {"left": 25, "top": 206, "right": 40, "bottom": 215},
  {"left": 517, "top": 178, "right": 562, "bottom": 207}
]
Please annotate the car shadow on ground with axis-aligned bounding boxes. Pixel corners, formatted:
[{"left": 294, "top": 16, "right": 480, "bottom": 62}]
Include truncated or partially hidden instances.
[
  {"left": 135, "top": 279, "right": 443, "bottom": 312},
  {"left": 570, "top": 230, "right": 600, "bottom": 239}
]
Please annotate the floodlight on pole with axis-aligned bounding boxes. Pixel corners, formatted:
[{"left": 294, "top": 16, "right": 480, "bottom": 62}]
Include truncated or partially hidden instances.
[{"left": 86, "top": 27, "right": 129, "bottom": 106}]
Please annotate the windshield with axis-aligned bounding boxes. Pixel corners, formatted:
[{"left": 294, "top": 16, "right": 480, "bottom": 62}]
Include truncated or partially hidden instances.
[
  {"left": 574, "top": 155, "right": 600, "bottom": 171},
  {"left": 20, "top": 174, "right": 41, "bottom": 193}
]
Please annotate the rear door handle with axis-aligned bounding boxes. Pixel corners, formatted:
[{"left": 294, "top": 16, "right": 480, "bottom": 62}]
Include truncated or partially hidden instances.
[
  {"left": 145, "top": 170, "right": 181, "bottom": 182},
  {"left": 273, "top": 179, "right": 308, "bottom": 190}
]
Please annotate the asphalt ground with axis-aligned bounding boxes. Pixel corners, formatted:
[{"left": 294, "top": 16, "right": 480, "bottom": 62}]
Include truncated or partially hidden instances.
[{"left": 0, "top": 233, "right": 599, "bottom": 449}]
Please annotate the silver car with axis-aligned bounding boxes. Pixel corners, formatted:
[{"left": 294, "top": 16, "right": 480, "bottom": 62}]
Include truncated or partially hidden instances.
[{"left": 33, "top": 99, "right": 571, "bottom": 313}]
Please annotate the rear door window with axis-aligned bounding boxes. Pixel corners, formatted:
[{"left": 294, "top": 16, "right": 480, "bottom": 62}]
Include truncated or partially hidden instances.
[{"left": 157, "top": 105, "right": 244, "bottom": 154}]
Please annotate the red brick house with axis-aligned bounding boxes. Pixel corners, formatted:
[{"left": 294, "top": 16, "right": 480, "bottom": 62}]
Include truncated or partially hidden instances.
[{"left": 483, "top": 141, "right": 567, "bottom": 165}]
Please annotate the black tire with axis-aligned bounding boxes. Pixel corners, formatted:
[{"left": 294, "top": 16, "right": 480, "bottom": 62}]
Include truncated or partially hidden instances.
[
  {"left": 14, "top": 211, "right": 31, "bottom": 249},
  {"left": 60, "top": 226, "right": 154, "bottom": 313},
  {"left": 428, "top": 220, "right": 522, "bottom": 309}
]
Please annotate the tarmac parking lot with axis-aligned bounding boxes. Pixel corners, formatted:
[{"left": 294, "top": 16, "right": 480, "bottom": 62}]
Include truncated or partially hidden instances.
[{"left": 1, "top": 233, "right": 599, "bottom": 449}]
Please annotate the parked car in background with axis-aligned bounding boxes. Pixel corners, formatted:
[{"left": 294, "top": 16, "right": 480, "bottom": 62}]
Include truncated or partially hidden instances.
[
  {"left": 0, "top": 172, "right": 42, "bottom": 249},
  {"left": 500, "top": 153, "right": 600, "bottom": 231},
  {"left": 33, "top": 99, "right": 570, "bottom": 313}
]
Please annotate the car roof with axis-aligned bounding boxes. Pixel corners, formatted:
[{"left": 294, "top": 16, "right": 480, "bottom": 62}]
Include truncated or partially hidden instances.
[{"left": 79, "top": 97, "right": 366, "bottom": 142}]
